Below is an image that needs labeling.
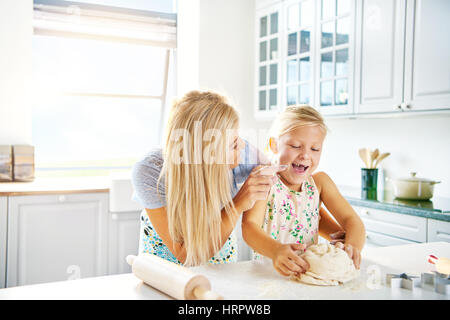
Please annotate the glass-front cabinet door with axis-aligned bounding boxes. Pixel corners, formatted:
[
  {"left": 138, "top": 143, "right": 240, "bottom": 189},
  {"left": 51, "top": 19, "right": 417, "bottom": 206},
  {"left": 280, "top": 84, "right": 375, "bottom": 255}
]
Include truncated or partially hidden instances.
[
  {"left": 255, "top": 0, "right": 355, "bottom": 118},
  {"left": 284, "top": 0, "right": 314, "bottom": 108},
  {"left": 255, "top": 4, "right": 282, "bottom": 118},
  {"left": 315, "top": 0, "right": 354, "bottom": 115}
]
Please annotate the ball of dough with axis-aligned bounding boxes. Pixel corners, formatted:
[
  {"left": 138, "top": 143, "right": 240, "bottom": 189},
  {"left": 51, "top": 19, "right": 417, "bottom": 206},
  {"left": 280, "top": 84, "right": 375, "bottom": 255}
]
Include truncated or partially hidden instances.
[{"left": 293, "top": 243, "right": 360, "bottom": 286}]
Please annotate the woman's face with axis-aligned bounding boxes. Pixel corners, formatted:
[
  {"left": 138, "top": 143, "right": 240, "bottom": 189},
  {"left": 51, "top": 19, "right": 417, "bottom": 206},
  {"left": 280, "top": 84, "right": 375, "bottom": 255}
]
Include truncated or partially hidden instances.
[
  {"left": 227, "top": 129, "right": 245, "bottom": 169},
  {"left": 271, "top": 125, "right": 325, "bottom": 190}
]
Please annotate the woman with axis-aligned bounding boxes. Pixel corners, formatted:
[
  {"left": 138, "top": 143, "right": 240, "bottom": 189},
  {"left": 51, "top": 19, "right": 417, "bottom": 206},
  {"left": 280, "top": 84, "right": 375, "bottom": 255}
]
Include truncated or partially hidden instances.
[{"left": 131, "top": 90, "right": 343, "bottom": 267}]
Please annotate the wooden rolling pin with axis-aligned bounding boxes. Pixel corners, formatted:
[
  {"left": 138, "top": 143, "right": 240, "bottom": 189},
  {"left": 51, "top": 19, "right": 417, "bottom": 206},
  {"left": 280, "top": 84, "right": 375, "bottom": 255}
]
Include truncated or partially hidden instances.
[{"left": 126, "top": 253, "right": 223, "bottom": 300}]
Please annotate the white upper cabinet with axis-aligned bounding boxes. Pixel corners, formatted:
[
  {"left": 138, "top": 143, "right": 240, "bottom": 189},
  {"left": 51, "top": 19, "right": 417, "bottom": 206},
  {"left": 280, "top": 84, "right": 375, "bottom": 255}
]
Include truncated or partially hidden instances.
[
  {"left": 354, "top": 0, "right": 406, "bottom": 113},
  {"left": 255, "top": 3, "right": 283, "bottom": 119},
  {"left": 355, "top": 0, "right": 450, "bottom": 114},
  {"left": 284, "top": 0, "right": 315, "bottom": 110},
  {"left": 315, "top": 0, "right": 355, "bottom": 115},
  {"left": 403, "top": 0, "right": 450, "bottom": 111},
  {"left": 255, "top": 0, "right": 356, "bottom": 117},
  {"left": 255, "top": 0, "right": 450, "bottom": 117}
]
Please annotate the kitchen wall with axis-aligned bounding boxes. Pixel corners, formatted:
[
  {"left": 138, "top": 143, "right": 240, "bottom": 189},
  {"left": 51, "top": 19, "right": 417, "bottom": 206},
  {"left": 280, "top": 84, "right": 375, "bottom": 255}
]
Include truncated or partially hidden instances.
[
  {"left": 178, "top": 0, "right": 450, "bottom": 199},
  {"left": 0, "top": 0, "right": 33, "bottom": 145}
]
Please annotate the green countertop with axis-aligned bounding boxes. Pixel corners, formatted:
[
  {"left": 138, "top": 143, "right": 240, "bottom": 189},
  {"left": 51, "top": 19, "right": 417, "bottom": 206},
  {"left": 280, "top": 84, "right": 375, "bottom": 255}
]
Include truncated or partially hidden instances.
[{"left": 339, "top": 186, "right": 450, "bottom": 222}]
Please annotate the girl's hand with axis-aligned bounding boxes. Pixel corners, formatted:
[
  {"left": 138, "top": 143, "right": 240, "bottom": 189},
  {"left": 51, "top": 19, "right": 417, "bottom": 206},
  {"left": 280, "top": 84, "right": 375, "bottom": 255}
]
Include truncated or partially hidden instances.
[
  {"left": 233, "top": 165, "right": 286, "bottom": 213},
  {"left": 334, "top": 242, "right": 361, "bottom": 270},
  {"left": 272, "top": 243, "right": 309, "bottom": 277}
]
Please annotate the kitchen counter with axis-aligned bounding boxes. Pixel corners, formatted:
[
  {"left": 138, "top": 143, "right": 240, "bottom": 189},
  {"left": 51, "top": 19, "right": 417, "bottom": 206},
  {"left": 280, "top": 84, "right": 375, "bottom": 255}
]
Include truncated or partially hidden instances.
[
  {"left": 340, "top": 185, "right": 450, "bottom": 222},
  {"left": 0, "top": 177, "right": 110, "bottom": 196},
  {"left": 0, "top": 242, "right": 448, "bottom": 300}
]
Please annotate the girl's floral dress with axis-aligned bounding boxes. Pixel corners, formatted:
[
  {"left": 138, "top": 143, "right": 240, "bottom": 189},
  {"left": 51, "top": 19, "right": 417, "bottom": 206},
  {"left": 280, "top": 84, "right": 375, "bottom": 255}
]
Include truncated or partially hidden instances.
[{"left": 253, "top": 174, "right": 321, "bottom": 259}]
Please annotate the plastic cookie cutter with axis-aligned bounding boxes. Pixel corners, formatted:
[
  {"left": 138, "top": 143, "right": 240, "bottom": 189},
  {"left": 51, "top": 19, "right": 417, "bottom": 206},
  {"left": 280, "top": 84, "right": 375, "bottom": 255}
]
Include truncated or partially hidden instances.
[{"left": 386, "top": 273, "right": 421, "bottom": 291}]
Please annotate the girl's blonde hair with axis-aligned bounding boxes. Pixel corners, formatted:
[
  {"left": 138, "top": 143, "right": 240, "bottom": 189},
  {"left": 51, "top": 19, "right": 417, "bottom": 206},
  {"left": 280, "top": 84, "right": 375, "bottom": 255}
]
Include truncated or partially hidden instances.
[
  {"left": 159, "top": 90, "right": 238, "bottom": 266},
  {"left": 271, "top": 104, "right": 328, "bottom": 138}
]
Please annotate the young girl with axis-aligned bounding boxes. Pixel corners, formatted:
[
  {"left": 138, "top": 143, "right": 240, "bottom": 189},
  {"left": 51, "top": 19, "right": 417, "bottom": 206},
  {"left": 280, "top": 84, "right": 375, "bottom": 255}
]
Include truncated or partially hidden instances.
[{"left": 242, "top": 105, "right": 365, "bottom": 277}]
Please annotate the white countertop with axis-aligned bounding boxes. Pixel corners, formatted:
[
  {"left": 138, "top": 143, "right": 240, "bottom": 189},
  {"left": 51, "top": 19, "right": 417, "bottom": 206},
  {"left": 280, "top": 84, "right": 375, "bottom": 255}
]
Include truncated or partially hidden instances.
[
  {"left": 0, "top": 242, "right": 449, "bottom": 300},
  {"left": 0, "top": 177, "right": 110, "bottom": 196}
]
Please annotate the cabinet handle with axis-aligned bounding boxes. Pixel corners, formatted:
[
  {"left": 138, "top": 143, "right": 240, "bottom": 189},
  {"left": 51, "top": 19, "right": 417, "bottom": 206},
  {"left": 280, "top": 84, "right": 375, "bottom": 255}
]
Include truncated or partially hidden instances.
[
  {"left": 400, "top": 102, "right": 411, "bottom": 111},
  {"left": 362, "top": 209, "right": 370, "bottom": 215},
  {"left": 393, "top": 104, "right": 402, "bottom": 111}
]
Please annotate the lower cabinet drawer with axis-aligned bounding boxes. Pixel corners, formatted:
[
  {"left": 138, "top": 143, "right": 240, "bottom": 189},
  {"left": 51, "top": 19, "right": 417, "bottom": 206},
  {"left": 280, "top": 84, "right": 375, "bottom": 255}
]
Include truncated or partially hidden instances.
[
  {"left": 427, "top": 219, "right": 450, "bottom": 242},
  {"left": 353, "top": 206, "right": 427, "bottom": 242},
  {"left": 365, "top": 231, "right": 418, "bottom": 248}
]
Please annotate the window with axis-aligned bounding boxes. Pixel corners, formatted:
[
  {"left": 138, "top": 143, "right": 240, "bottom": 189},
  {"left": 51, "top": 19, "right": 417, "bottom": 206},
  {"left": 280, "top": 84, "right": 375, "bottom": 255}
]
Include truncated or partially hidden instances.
[{"left": 32, "top": 0, "right": 176, "bottom": 176}]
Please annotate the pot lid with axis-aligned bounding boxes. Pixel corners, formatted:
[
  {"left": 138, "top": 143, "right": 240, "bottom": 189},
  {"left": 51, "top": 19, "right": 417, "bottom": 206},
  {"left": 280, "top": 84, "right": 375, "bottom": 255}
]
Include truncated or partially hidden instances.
[{"left": 397, "top": 172, "right": 438, "bottom": 183}]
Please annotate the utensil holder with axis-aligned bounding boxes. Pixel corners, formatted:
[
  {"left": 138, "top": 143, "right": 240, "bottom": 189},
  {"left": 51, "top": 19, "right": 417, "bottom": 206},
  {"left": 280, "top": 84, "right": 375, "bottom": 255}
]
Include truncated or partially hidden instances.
[{"left": 361, "top": 168, "right": 378, "bottom": 200}]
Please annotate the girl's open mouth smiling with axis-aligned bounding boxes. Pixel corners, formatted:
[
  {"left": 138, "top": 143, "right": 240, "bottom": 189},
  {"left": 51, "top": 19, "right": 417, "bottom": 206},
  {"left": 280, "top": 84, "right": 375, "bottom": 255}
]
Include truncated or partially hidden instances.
[{"left": 292, "top": 163, "right": 309, "bottom": 174}]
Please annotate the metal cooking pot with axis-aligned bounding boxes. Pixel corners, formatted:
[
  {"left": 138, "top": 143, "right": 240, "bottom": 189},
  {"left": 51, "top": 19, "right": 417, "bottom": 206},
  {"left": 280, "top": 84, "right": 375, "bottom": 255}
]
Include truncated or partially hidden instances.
[{"left": 388, "top": 172, "right": 440, "bottom": 200}]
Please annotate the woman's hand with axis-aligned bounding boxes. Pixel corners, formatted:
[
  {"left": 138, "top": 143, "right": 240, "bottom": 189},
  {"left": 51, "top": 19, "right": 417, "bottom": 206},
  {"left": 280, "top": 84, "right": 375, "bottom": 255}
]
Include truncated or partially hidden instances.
[
  {"left": 333, "top": 242, "right": 361, "bottom": 270},
  {"left": 233, "top": 165, "right": 286, "bottom": 213},
  {"left": 272, "top": 243, "right": 309, "bottom": 277}
]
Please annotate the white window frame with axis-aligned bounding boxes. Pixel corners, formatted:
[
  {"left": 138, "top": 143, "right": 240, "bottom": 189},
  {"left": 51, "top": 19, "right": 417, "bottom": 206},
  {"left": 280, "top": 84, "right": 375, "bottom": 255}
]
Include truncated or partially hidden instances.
[{"left": 32, "top": 0, "right": 176, "bottom": 172}]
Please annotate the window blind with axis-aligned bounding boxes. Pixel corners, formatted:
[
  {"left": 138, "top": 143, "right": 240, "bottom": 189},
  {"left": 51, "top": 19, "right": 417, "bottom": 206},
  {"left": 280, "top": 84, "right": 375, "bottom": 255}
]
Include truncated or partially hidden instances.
[{"left": 33, "top": 0, "right": 177, "bottom": 48}]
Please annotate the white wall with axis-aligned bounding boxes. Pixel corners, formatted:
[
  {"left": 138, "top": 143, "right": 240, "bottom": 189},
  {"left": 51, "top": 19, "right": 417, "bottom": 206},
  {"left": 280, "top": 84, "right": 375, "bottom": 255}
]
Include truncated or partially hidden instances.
[
  {"left": 177, "top": 0, "right": 255, "bottom": 127},
  {"left": 319, "top": 114, "right": 450, "bottom": 198},
  {"left": 0, "top": 0, "right": 33, "bottom": 145}
]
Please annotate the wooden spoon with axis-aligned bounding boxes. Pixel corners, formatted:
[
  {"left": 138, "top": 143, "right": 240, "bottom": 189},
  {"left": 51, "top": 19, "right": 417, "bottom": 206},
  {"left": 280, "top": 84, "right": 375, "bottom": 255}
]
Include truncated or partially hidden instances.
[
  {"left": 365, "top": 148, "right": 372, "bottom": 168},
  {"left": 359, "top": 148, "right": 369, "bottom": 168},
  {"left": 371, "top": 149, "right": 379, "bottom": 169},
  {"left": 373, "top": 152, "right": 390, "bottom": 168}
]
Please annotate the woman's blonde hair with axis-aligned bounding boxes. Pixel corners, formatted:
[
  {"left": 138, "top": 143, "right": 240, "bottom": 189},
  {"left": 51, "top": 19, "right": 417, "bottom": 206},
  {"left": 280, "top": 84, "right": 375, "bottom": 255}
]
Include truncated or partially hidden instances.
[{"left": 159, "top": 90, "right": 239, "bottom": 266}]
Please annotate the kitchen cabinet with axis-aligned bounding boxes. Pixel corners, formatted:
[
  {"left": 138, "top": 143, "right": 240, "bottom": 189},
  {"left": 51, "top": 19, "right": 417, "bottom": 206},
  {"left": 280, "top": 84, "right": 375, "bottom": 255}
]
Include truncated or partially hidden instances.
[
  {"left": 255, "top": 0, "right": 449, "bottom": 118},
  {"left": 403, "top": 0, "right": 450, "bottom": 111},
  {"left": 6, "top": 193, "right": 109, "bottom": 287},
  {"left": 365, "top": 231, "right": 417, "bottom": 248},
  {"left": 355, "top": 0, "right": 450, "bottom": 114},
  {"left": 255, "top": 0, "right": 356, "bottom": 117},
  {"left": 255, "top": 2, "right": 283, "bottom": 119},
  {"left": 0, "top": 197, "right": 7, "bottom": 288},
  {"left": 356, "top": 206, "right": 427, "bottom": 242},
  {"left": 108, "top": 210, "right": 140, "bottom": 275},
  {"left": 314, "top": 0, "right": 355, "bottom": 116},
  {"left": 427, "top": 219, "right": 450, "bottom": 243},
  {"left": 354, "top": 0, "right": 406, "bottom": 113},
  {"left": 354, "top": 204, "right": 450, "bottom": 248},
  {"left": 353, "top": 205, "right": 427, "bottom": 248}
]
